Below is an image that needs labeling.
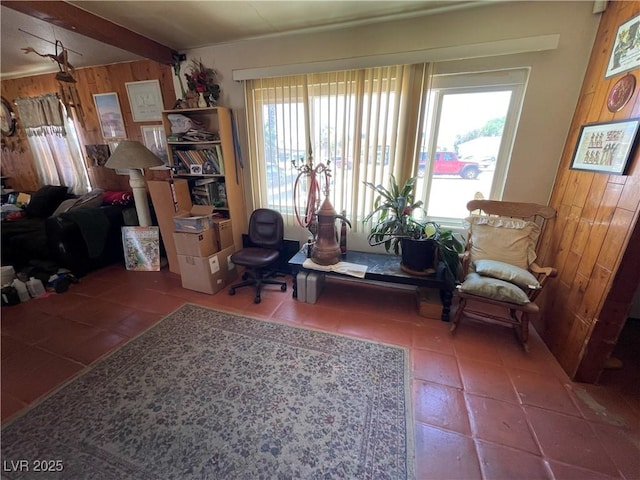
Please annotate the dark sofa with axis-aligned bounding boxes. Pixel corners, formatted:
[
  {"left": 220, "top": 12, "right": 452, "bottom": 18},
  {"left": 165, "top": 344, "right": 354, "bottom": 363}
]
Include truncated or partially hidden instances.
[{"left": 1, "top": 186, "right": 136, "bottom": 277}]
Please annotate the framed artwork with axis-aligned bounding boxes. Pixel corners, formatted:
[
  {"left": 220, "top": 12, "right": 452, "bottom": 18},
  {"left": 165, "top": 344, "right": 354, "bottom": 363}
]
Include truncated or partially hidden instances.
[
  {"left": 125, "top": 80, "right": 164, "bottom": 122},
  {"left": 605, "top": 13, "right": 640, "bottom": 78},
  {"left": 93, "top": 93, "right": 126, "bottom": 138},
  {"left": 570, "top": 118, "right": 639, "bottom": 175},
  {"left": 85, "top": 144, "right": 110, "bottom": 167},
  {"left": 141, "top": 124, "right": 169, "bottom": 168}
]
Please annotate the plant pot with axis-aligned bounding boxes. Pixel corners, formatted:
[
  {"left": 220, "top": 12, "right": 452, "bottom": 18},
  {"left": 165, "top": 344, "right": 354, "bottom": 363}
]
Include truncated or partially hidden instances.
[{"left": 400, "top": 237, "right": 436, "bottom": 275}]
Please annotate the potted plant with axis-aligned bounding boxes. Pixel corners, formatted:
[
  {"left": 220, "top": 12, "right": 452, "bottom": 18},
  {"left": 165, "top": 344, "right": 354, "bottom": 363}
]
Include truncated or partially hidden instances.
[{"left": 363, "top": 175, "right": 464, "bottom": 282}]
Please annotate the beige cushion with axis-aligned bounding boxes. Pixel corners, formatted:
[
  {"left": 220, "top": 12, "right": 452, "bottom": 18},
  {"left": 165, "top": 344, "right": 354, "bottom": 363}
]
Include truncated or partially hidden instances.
[
  {"left": 459, "top": 272, "right": 531, "bottom": 305},
  {"left": 52, "top": 189, "right": 104, "bottom": 216},
  {"left": 465, "top": 215, "right": 540, "bottom": 270},
  {"left": 474, "top": 259, "right": 540, "bottom": 289}
]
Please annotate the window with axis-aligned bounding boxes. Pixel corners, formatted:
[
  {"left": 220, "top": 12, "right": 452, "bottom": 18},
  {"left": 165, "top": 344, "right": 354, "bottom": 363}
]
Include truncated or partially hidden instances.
[
  {"left": 15, "top": 94, "right": 91, "bottom": 195},
  {"left": 245, "top": 66, "right": 527, "bottom": 233}
]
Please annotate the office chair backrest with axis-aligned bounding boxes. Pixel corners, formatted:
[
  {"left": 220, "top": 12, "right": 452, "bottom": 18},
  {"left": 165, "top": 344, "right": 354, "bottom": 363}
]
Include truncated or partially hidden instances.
[{"left": 248, "top": 208, "right": 284, "bottom": 250}]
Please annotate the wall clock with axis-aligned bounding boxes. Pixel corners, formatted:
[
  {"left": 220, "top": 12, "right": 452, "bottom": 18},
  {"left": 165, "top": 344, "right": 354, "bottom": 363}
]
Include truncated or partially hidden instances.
[
  {"left": 607, "top": 74, "right": 636, "bottom": 112},
  {"left": 1, "top": 97, "right": 17, "bottom": 137}
]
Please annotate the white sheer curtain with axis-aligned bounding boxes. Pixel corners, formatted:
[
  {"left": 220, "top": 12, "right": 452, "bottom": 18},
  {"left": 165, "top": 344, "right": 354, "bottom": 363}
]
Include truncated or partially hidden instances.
[{"left": 15, "top": 94, "right": 91, "bottom": 195}]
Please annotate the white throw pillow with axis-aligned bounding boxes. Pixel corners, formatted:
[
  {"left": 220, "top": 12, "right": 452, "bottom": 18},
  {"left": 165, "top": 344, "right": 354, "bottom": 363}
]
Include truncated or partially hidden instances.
[
  {"left": 474, "top": 259, "right": 540, "bottom": 289},
  {"left": 464, "top": 215, "right": 540, "bottom": 270},
  {"left": 459, "top": 272, "right": 531, "bottom": 305}
]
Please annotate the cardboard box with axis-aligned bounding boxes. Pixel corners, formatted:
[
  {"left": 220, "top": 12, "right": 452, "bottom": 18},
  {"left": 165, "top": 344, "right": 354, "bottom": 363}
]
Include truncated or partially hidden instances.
[
  {"left": 178, "top": 245, "right": 236, "bottom": 294},
  {"left": 213, "top": 218, "right": 234, "bottom": 250},
  {"left": 174, "top": 205, "right": 216, "bottom": 233},
  {"left": 416, "top": 287, "right": 442, "bottom": 319},
  {"left": 148, "top": 179, "right": 192, "bottom": 274},
  {"left": 173, "top": 229, "right": 218, "bottom": 257}
]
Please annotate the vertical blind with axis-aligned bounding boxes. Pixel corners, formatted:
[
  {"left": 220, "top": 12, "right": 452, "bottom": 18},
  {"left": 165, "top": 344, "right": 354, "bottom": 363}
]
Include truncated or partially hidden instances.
[{"left": 245, "top": 64, "right": 432, "bottom": 232}]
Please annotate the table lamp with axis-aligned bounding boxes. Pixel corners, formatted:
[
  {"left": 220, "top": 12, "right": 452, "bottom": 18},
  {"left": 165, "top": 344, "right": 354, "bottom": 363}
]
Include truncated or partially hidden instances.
[{"left": 105, "top": 140, "right": 164, "bottom": 226}]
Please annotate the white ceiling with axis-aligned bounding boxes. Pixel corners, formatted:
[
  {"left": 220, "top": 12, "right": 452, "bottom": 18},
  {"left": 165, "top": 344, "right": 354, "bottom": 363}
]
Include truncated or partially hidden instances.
[{"left": 1, "top": 1, "right": 490, "bottom": 79}]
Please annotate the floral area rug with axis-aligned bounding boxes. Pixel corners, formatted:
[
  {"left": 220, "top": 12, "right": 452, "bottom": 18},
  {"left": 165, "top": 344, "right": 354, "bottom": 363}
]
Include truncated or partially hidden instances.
[{"left": 1, "top": 304, "right": 415, "bottom": 479}]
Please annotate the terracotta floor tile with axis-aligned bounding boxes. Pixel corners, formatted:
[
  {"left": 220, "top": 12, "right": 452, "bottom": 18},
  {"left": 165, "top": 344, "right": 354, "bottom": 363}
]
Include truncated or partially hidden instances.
[
  {"left": 475, "top": 440, "right": 550, "bottom": 480},
  {"left": 372, "top": 319, "right": 414, "bottom": 347},
  {"left": 414, "top": 422, "right": 482, "bottom": 480},
  {"left": 546, "top": 461, "right": 622, "bottom": 480},
  {"left": 412, "top": 322, "right": 455, "bottom": 355},
  {"left": 525, "top": 406, "right": 619, "bottom": 476},
  {"left": 591, "top": 422, "right": 640, "bottom": 480},
  {"left": 451, "top": 320, "right": 511, "bottom": 365},
  {"left": 2, "top": 312, "right": 74, "bottom": 345},
  {"left": 294, "top": 304, "right": 342, "bottom": 332},
  {"left": 413, "top": 349, "right": 462, "bottom": 388},
  {"left": 466, "top": 393, "right": 540, "bottom": 454},
  {"left": 63, "top": 300, "right": 136, "bottom": 331},
  {"left": 413, "top": 380, "right": 471, "bottom": 435},
  {"left": 1, "top": 334, "right": 27, "bottom": 360},
  {"left": 458, "top": 356, "right": 519, "bottom": 404},
  {"left": 1, "top": 391, "right": 27, "bottom": 423},
  {"left": 509, "top": 368, "right": 581, "bottom": 416},
  {"left": 1, "top": 263, "right": 638, "bottom": 477},
  {"left": 34, "top": 319, "right": 107, "bottom": 359},
  {"left": 111, "top": 309, "right": 165, "bottom": 338},
  {"left": 69, "top": 278, "right": 121, "bottom": 297},
  {"left": 1, "top": 346, "right": 84, "bottom": 404},
  {"left": 53, "top": 331, "right": 128, "bottom": 365},
  {"left": 571, "top": 382, "right": 640, "bottom": 430}
]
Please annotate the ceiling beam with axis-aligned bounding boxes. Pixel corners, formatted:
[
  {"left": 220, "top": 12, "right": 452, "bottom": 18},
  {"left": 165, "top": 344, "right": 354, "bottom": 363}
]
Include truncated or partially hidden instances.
[{"left": 1, "top": 1, "right": 179, "bottom": 65}]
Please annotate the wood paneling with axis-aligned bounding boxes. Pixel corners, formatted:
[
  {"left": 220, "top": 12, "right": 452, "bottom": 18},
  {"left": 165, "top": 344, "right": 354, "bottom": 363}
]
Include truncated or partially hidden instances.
[
  {"left": 1, "top": 59, "right": 175, "bottom": 192},
  {"left": 538, "top": 0, "right": 640, "bottom": 381}
]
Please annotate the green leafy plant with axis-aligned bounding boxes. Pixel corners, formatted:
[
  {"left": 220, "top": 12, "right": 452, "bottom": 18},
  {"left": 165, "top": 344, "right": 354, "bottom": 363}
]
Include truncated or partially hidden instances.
[
  {"left": 363, "top": 175, "right": 464, "bottom": 281},
  {"left": 421, "top": 221, "right": 465, "bottom": 283},
  {"left": 363, "top": 175, "right": 424, "bottom": 254}
]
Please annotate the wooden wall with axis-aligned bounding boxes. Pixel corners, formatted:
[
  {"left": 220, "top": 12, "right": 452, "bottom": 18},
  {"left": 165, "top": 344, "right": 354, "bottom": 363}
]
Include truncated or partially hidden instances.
[
  {"left": 537, "top": 0, "right": 640, "bottom": 382},
  {"left": 0, "top": 59, "right": 176, "bottom": 192}
]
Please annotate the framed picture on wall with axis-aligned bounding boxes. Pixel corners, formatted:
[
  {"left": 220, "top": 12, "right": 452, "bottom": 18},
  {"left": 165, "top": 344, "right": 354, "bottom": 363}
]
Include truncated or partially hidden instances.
[
  {"left": 141, "top": 125, "right": 169, "bottom": 169},
  {"left": 93, "top": 93, "right": 126, "bottom": 139},
  {"left": 570, "top": 118, "right": 640, "bottom": 174},
  {"left": 605, "top": 13, "right": 640, "bottom": 78},
  {"left": 125, "top": 80, "right": 164, "bottom": 122}
]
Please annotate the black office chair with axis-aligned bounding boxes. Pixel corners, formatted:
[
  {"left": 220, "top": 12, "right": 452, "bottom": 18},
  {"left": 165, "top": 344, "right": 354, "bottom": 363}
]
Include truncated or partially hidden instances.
[{"left": 228, "top": 208, "right": 287, "bottom": 303}]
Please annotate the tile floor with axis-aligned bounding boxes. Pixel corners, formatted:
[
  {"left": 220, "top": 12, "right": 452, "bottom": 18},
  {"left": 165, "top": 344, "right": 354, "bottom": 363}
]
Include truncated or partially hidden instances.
[{"left": 1, "top": 265, "right": 638, "bottom": 479}]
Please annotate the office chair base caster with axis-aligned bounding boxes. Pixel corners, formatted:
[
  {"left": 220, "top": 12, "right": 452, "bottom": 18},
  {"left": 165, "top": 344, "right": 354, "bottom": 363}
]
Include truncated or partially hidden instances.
[
  {"left": 228, "top": 288, "right": 236, "bottom": 295},
  {"left": 254, "top": 295, "right": 261, "bottom": 304},
  {"left": 281, "top": 284, "right": 287, "bottom": 291}
]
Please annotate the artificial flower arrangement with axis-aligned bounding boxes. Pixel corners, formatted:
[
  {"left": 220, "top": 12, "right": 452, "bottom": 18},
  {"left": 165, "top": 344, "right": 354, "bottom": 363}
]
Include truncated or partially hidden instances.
[{"left": 184, "top": 59, "right": 221, "bottom": 106}]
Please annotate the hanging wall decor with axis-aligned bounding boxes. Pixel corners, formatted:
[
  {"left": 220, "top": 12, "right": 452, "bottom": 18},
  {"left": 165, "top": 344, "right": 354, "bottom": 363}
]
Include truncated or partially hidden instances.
[
  {"left": 607, "top": 73, "right": 636, "bottom": 112},
  {"left": 570, "top": 118, "right": 640, "bottom": 174},
  {"left": 93, "top": 93, "right": 126, "bottom": 139},
  {"left": 605, "top": 13, "right": 640, "bottom": 78},
  {"left": 125, "top": 80, "right": 164, "bottom": 122}
]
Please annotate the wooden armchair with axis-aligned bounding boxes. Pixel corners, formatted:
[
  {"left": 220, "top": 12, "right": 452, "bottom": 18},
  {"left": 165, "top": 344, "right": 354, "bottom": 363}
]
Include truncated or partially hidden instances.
[{"left": 450, "top": 200, "right": 557, "bottom": 351}]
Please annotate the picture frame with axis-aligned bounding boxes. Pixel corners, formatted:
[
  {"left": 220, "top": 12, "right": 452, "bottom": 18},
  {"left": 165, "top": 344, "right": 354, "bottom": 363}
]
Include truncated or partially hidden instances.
[
  {"left": 605, "top": 13, "right": 640, "bottom": 78},
  {"left": 570, "top": 118, "right": 640, "bottom": 175},
  {"left": 141, "top": 124, "right": 169, "bottom": 169},
  {"left": 125, "top": 80, "right": 164, "bottom": 122},
  {"left": 107, "top": 141, "right": 129, "bottom": 175},
  {"left": 93, "top": 93, "right": 126, "bottom": 139}
]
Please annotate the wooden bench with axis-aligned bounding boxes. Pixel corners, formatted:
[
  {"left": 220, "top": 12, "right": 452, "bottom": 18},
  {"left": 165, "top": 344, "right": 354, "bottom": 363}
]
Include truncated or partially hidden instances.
[{"left": 288, "top": 249, "right": 453, "bottom": 321}]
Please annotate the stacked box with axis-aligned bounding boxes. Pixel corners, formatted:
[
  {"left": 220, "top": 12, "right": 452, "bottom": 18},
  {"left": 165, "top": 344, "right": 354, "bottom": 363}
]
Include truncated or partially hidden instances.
[
  {"left": 173, "top": 205, "right": 216, "bottom": 233},
  {"left": 178, "top": 246, "right": 237, "bottom": 295},
  {"left": 172, "top": 207, "right": 236, "bottom": 294}
]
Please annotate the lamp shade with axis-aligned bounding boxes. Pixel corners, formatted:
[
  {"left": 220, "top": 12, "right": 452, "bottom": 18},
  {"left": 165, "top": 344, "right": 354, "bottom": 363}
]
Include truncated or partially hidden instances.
[{"left": 105, "top": 140, "right": 164, "bottom": 169}]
